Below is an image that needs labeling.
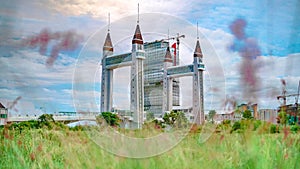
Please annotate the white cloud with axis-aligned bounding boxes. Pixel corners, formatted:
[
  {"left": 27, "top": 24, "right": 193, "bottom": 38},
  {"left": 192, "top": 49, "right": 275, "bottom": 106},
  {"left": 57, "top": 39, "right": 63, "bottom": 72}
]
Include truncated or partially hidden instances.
[
  {"left": 43, "top": 0, "right": 199, "bottom": 20},
  {"left": 0, "top": 50, "right": 76, "bottom": 88}
]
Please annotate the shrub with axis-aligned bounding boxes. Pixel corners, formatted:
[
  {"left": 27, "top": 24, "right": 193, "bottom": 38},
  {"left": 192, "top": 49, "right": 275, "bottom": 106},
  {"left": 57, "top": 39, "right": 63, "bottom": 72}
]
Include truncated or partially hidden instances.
[
  {"left": 222, "top": 119, "right": 231, "bottom": 125},
  {"left": 253, "top": 120, "right": 262, "bottom": 131},
  {"left": 162, "top": 111, "right": 188, "bottom": 128},
  {"left": 290, "top": 125, "right": 300, "bottom": 133},
  {"left": 231, "top": 121, "right": 241, "bottom": 133},
  {"left": 153, "top": 119, "right": 165, "bottom": 128},
  {"left": 99, "top": 112, "right": 120, "bottom": 127},
  {"left": 242, "top": 110, "right": 253, "bottom": 119},
  {"left": 270, "top": 124, "right": 279, "bottom": 134}
]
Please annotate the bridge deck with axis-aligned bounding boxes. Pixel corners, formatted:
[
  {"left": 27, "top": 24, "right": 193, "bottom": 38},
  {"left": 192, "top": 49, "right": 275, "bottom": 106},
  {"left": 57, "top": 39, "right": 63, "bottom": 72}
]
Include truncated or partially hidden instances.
[
  {"left": 7, "top": 115, "right": 96, "bottom": 122},
  {"left": 105, "top": 52, "right": 132, "bottom": 69}
]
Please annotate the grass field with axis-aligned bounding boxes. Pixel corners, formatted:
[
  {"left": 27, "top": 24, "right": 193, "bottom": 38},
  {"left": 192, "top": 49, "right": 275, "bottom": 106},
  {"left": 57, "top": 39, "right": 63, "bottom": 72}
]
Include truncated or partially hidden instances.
[{"left": 1, "top": 123, "right": 300, "bottom": 169}]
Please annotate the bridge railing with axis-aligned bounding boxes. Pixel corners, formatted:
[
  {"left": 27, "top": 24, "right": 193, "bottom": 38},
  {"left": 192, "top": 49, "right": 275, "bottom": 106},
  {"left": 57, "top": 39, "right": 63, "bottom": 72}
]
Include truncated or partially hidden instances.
[{"left": 7, "top": 115, "right": 96, "bottom": 122}]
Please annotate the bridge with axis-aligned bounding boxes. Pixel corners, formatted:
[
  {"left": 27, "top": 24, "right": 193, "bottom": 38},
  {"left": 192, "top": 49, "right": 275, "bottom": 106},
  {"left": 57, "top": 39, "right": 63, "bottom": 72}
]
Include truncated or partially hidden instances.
[
  {"left": 7, "top": 115, "right": 96, "bottom": 123},
  {"left": 167, "top": 64, "right": 205, "bottom": 78}
]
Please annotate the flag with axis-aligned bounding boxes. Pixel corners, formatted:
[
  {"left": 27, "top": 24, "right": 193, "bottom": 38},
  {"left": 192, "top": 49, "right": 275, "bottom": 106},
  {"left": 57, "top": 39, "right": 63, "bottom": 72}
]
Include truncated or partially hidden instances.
[
  {"left": 171, "top": 43, "right": 176, "bottom": 56},
  {"left": 171, "top": 43, "right": 176, "bottom": 66}
]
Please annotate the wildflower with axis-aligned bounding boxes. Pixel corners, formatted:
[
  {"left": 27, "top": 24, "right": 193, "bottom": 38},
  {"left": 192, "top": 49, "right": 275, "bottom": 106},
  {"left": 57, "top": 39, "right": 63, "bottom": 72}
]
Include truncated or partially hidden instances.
[
  {"left": 284, "top": 153, "right": 288, "bottom": 159},
  {"left": 220, "top": 135, "right": 225, "bottom": 142},
  {"left": 261, "top": 138, "right": 265, "bottom": 145},
  {"left": 37, "top": 144, "right": 43, "bottom": 152},
  {"left": 17, "top": 140, "right": 22, "bottom": 146},
  {"left": 30, "top": 153, "right": 35, "bottom": 161},
  {"left": 283, "top": 127, "right": 289, "bottom": 140}
]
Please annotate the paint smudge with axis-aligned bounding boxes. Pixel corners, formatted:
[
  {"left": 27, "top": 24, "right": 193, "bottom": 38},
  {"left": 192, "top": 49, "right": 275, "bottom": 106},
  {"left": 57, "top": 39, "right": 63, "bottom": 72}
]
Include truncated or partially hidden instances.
[
  {"left": 223, "top": 95, "right": 237, "bottom": 112},
  {"left": 7, "top": 96, "right": 22, "bottom": 111},
  {"left": 22, "top": 28, "right": 84, "bottom": 67},
  {"left": 229, "top": 18, "right": 261, "bottom": 103}
]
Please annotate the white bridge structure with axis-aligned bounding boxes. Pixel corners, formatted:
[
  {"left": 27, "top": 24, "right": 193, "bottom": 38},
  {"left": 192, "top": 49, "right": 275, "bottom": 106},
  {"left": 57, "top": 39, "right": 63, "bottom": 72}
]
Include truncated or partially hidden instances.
[
  {"left": 7, "top": 114, "right": 96, "bottom": 123},
  {"left": 100, "top": 17, "right": 205, "bottom": 129}
]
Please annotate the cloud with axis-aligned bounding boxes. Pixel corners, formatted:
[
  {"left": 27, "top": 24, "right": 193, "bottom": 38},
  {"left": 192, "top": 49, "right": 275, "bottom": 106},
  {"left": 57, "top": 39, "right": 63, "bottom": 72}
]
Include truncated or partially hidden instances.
[
  {"left": 43, "top": 0, "right": 198, "bottom": 20},
  {"left": 0, "top": 48, "right": 102, "bottom": 112},
  {"left": 0, "top": 50, "right": 76, "bottom": 88}
]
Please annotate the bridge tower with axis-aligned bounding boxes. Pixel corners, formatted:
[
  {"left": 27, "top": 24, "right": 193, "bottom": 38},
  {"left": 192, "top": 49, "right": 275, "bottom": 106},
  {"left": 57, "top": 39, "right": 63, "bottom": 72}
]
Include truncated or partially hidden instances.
[
  {"left": 193, "top": 38, "right": 205, "bottom": 124},
  {"left": 162, "top": 46, "right": 174, "bottom": 113},
  {"left": 100, "top": 28, "right": 114, "bottom": 113},
  {"left": 130, "top": 22, "right": 145, "bottom": 129}
]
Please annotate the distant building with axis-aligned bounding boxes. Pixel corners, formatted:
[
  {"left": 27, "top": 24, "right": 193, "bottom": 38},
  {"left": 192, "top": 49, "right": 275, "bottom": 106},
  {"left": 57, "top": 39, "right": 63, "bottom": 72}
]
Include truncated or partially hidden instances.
[
  {"left": 237, "top": 103, "right": 258, "bottom": 119},
  {"left": 233, "top": 111, "right": 243, "bottom": 121},
  {"left": 213, "top": 111, "right": 242, "bottom": 123},
  {"left": 144, "top": 41, "right": 180, "bottom": 117},
  {"left": 0, "top": 102, "right": 8, "bottom": 125},
  {"left": 278, "top": 103, "right": 300, "bottom": 125},
  {"left": 278, "top": 104, "right": 299, "bottom": 116},
  {"left": 258, "top": 109, "right": 277, "bottom": 124},
  {"left": 212, "top": 103, "right": 258, "bottom": 124},
  {"left": 214, "top": 112, "right": 234, "bottom": 123}
]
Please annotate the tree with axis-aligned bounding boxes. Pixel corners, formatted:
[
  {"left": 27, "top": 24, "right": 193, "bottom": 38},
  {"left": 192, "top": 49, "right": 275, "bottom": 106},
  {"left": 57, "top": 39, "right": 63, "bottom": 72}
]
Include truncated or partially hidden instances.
[
  {"left": 100, "top": 112, "right": 120, "bottom": 127},
  {"left": 38, "top": 114, "right": 55, "bottom": 129},
  {"left": 231, "top": 121, "right": 241, "bottom": 132},
  {"left": 38, "top": 114, "right": 55, "bottom": 123},
  {"left": 278, "top": 111, "right": 287, "bottom": 126},
  {"left": 208, "top": 110, "right": 217, "bottom": 123},
  {"left": 162, "top": 111, "right": 188, "bottom": 128},
  {"left": 242, "top": 110, "right": 253, "bottom": 119},
  {"left": 163, "top": 111, "right": 177, "bottom": 125}
]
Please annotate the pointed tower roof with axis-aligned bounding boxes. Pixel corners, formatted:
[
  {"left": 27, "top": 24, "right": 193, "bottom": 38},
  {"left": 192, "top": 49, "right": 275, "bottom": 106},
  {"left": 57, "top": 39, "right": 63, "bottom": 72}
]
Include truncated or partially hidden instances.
[
  {"left": 103, "top": 32, "right": 113, "bottom": 52},
  {"left": 132, "top": 24, "right": 143, "bottom": 44},
  {"left": 164, "top": 46, "right": 173, "bottom": 63},
  {"left": 0, "top": 102, "right": 6, "bottom": 109},
  {"left": 194, "top": 40, "right": 203, "bottom": 57}
]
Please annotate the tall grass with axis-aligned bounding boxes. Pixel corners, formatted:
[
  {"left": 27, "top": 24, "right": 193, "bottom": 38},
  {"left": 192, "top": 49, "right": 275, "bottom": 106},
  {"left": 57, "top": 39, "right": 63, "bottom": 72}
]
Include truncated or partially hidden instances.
[{"left": 1, "top": 123, "right": 300, "bottom": 169}]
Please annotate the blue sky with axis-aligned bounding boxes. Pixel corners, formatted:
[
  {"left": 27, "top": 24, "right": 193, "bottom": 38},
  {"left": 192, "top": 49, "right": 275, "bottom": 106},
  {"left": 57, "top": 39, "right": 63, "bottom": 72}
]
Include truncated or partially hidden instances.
[{"left": 0, "top": 0, "right": 299, "bottom": 115}]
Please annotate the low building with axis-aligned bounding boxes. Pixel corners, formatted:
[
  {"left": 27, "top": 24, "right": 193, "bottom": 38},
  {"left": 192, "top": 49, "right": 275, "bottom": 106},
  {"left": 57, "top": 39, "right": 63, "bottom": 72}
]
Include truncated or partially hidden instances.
[
  {"left": 278, "top": 104, "right": 300, "bottom": 125},
  {"left": 0, "top": 102, "right": 8, "bottom": 125},
  {"left": 258, "top": 109, "right": 277, "bottom": 124},
  {"left": 237, "top": 103, "right": 258, "bottom": 119},
  {"left": 278, "top": 104, "right": 299, "bottom": 116},
  {"left": 214, "top": 112, "right": 234, "bottom": 123},
  {"left": 213, "top": 111, "right": 243, "bottom": 124}
]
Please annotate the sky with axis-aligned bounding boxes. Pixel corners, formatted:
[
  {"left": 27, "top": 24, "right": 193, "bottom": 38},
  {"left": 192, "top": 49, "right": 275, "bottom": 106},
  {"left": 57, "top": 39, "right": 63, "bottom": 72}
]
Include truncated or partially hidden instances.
[{"left": 0, "top": 0, "right": 299, "bottom": 116}]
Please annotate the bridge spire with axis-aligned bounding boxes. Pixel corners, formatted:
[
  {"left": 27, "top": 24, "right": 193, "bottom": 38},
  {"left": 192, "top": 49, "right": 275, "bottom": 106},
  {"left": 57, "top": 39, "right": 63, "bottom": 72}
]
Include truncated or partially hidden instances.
[
  {"left": 164, "top": 46, "right": 173, "bottom": 63},
  {"left": 137, "top": 3, "right": 139, "bottom": 24},
  {"left": 193, "top": 40, "right": 202, "bottom": 58},
  {"left": 103, "top": 13, "right": 113, "bottom": 52},
  {"left": 197, "top": 21, "right": 199, "bottom": 40},
  {"left": 132, "top": 4, "right": 143, "bottom": 44},
  {"left": 194, "top": 23, "right": 202, "bottom": 58},
  {"left": 108, "top": 12, "right": 110, "bottom": 32}
]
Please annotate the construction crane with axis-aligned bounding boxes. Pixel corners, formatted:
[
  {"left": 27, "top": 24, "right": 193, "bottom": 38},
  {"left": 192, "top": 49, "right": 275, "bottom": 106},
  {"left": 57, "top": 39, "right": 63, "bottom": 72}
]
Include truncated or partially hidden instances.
[
  {"left": 295, "top": 80, "right": 300, "bottom": 121},
  {"left": 277, "top": 80, "right": 300, "bottom": 106},
  {"left": 276, "top": 80, "right": 300, "bottom": 125},
  {"left": 159, "top": 33, "right": 185, "bottom": 66},
  {"left": 277, "top": 80, "right": 300, "bottom": 120},
  {"left": 277, "top": 94, "right": 300, "bottom": 105},
  {"left": 296, "top": 80, "right": 300, "bottom": 105}
]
